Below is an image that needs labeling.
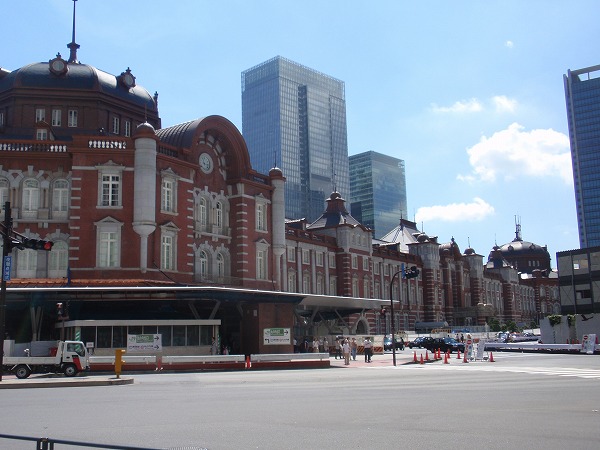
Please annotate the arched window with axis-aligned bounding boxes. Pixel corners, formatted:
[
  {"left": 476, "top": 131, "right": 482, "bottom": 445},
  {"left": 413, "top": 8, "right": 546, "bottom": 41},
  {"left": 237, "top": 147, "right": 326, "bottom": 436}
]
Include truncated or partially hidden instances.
[
  {"left": 197, "top": 198, "right": 207, "bottom": 228},
  {"left": 48, "top": 241, "right": 68, "bottom": 278},
  {"left": 216, "top": 252, "right": 225, "bottom": 278},
  {"left": 288, "top": 271, "right": 297, "bottom": 292},
  {"left": 215, "top": 201, "right": 223, "bottom": 228},
  {"left": 22, "top": 179, "right": 40, "bottom": 214},
  {"left": 199, "top": 250, "right": 208, "bottom": 278},
  {"left": 52, "top": 179, "right": 69, "bottom": 215}
]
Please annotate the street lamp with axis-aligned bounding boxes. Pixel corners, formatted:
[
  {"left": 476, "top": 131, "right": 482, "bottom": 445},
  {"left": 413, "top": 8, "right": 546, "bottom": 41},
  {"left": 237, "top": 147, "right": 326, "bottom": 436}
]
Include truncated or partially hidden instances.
[{"left": 388, "top": 267, "right": 403, "bottom": 367}]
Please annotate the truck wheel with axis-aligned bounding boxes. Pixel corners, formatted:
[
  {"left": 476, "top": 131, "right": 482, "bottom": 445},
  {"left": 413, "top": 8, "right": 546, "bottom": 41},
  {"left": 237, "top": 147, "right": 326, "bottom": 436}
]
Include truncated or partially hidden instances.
[
  {"left": 15, "top": 365, "right": 31, "bottom": 379},
  {"left": 63, "top": 363, "right": 78, "bottom": 377}
]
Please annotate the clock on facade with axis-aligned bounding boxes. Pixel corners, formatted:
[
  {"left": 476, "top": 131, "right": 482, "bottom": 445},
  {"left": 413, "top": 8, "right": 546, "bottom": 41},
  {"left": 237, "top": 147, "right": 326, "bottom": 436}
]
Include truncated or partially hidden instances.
[
  {"left": 199, "top": 153, "right": 213, "bottom": 173},
  {"left": 49, "top": 54, "right": 68, "bottom": 76}
]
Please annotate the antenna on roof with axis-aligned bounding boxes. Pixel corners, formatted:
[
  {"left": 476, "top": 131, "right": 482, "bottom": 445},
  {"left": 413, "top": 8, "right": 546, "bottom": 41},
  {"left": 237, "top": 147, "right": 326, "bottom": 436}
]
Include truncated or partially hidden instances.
[
  {"left": 67, "top": 0, "right": 80, "bottom": 64},
  {"left": 514, "top": 215, "right": 522, "bottom": 241}
]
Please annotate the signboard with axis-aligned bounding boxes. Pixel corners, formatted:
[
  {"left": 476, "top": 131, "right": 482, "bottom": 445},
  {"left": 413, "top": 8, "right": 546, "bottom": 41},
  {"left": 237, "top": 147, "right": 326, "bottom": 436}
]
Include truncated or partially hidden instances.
[
  {"left": 3, "top": 255, "right": 11, "bottom": 281},
  {"left": 127, "top": 334, "right": 162, "bottom": 353},
  {"left": 581, "top": 334, "right": 596, "bottom": 355},
  {"left": 263, "top": 328, "right": 291, "bottom": 345}
]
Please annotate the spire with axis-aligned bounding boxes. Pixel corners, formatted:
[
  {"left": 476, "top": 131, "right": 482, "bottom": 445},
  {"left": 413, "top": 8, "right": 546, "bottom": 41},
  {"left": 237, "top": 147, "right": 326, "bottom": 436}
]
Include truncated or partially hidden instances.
[
  {"left": 514, "top": 215, "right": 522, "bottom": 242},
  {"left": 67, "top": 0, "right": 80, "bottom": 64}
]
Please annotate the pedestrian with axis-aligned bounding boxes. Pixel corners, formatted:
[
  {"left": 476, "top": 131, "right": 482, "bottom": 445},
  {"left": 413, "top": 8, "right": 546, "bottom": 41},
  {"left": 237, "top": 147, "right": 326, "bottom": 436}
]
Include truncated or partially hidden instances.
[
  {"left": 342, "top": 339, "right": 351, "bottom": 365},
  {"left": 364, "top": 337, "right": 373, "bottom": 362},
  {"left": 323, "top": 338, "right": 329, "bottom": 355},
  {"left": 460, "top": 333, "right": 465, "bottom": 343},
  {"left": 312, "top": 338, "right": 319, "bottom": 353},
  {"left": 335, "top": 338, "right": 342, "bottom": 359},
  {"left": 318, "top": 337, "right": 324, "bottom": 353},
  {"left": 351, "top": 338, "right": 358, "bottom": 361},
  {"left": 211, "top": 337, "right": 218, "bottom": 355}
]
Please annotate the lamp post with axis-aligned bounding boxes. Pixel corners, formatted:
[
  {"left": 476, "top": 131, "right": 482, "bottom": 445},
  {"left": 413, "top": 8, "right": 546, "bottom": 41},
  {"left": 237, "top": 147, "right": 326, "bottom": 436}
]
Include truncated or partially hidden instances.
[{"left": 389, "top": 267, "right": 404, "bottom": 367}]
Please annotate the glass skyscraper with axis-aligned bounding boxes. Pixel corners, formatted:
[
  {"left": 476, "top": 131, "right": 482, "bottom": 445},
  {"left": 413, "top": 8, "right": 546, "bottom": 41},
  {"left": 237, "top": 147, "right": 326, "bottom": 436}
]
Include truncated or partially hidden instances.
[
  {"left": 564, "top": 65, "right": 600, "bottom": 248},
  {"left": 242, "top": 56, "right": 349, "bottom": 221},
  {"left": 349, "top": 151, "right": 407, "bottom": 239}
]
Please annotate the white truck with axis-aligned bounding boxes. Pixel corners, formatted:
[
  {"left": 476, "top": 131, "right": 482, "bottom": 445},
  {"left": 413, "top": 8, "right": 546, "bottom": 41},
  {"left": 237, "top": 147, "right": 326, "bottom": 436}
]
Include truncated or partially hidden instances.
[{"left": 2, "top": 340, "right": 90, "bottom": 379}]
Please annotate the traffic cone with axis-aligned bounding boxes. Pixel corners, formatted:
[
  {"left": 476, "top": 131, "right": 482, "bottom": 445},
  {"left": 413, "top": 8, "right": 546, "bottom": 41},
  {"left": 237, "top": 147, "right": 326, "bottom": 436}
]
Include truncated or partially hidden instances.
[
  {"left": 489, "top": 352, "right": 494, "bottom": 363},
  {"left": 443, "top": 353, "right": 449, "bottom": 364},
  {"left": 420, "top": 354, "right": 424, "bottom": 364},
  {"left": 457, "top": 350, "right": 461, "bottom": 360},
  {"left": 463, "top": 352, "right": 468, "bottom": 363},
  {"left": 425, "top": 351, "right": 429, "bottom": 361},
  {"left": 245, "top": 355, "right": 251, "bottom": 369},
  {"left": 413, "top": 351, "right": 418, "bottom": 363}
]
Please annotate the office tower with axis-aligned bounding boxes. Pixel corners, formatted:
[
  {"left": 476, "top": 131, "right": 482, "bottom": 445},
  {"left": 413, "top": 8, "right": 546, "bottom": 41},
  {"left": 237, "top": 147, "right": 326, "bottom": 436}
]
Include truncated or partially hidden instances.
[
  {"left": 242, "top": 56, "right": 349, "bottom": 221},
  {"left": 349, "top": 151, "right": 407, "bottom": 238},
  {"left": 564, "top": 64, "right": 600, "bottom": 248}
]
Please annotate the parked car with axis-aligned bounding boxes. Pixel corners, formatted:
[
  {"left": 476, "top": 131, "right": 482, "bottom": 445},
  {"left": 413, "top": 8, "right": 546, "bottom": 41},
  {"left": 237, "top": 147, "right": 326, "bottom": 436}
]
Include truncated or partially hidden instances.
[
  {"left": 423, "top": 337, "right": 465, "bottom": 353},
  {"left": 407, "top": 336, "right": 434, "bottom": 349},
  {"left": 384, "top": 336, "right": 405, "bottom": 351}
]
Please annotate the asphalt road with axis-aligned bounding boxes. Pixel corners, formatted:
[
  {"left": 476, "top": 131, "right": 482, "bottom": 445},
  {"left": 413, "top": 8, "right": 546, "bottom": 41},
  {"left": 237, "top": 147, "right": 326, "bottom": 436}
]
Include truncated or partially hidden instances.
[{"left": 1, "top": 351, "right": 599, "bottom": 450}]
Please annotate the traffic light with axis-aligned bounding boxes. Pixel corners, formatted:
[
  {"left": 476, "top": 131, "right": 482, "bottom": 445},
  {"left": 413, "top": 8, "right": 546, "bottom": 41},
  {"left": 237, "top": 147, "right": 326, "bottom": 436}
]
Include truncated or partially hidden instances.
[
  {"left": 20, "top": 238, "right": 54, "bottom": 251},
  {"left": 405, "top": 266, "right": 420, "bottom": 279}
]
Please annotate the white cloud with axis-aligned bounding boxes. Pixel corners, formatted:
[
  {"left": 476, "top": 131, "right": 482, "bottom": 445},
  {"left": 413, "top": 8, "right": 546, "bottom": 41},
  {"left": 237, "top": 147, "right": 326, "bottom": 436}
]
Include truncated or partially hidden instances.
[
  {"left": 431, "top": 95, "right": 517, "bottom": 114},
  {"left": 431, "top": 98, "right": 483, "bottom": 113},
  {"left": 505, "top": 40, "right": 514, "bottom": 48},
  {"left": 492, "top": 95, "right": 517, "bottom": 113},
  {"left": 415, "top": 197, "right": 495, "bottom": 223},
  {"left": 457, "top": 122, "right": 572, "bottom": 184}
]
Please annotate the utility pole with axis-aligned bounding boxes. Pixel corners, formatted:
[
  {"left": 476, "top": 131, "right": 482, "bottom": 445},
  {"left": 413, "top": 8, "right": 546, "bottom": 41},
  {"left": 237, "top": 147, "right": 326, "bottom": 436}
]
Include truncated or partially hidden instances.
[{"left": 0, "top": 201, "right": 13, "bottom": 382}]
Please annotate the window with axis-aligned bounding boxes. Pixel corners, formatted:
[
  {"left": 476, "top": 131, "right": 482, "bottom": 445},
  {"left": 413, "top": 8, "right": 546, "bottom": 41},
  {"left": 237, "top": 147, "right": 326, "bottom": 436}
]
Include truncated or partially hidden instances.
[
  {"left": 124, "top": 120, "right": 131, "bottom": 137},
  {"left": 161, "top": 235, "right": 174, "bottom": 270},
  {"left": 352, "top": 277, "right": 359, "bottom": 297},
  {"left": 287, "top": 246, "right": 296, "bottom": 262},
  {"left": 17, "top": 249, "right": 37, "bottom": 278},
  {"left": 112, "top": 116, "right": 120, "bottom": 135},
  {"left": 48, "top": 241, "right": 68, "bottom": 278},
  {"left": 256, "top": 202, "right": 267, "bottom": 231},
  {"left": 352, "top": 255, "right": 358, "bottom": 269},
  {"left": 161, "top": 178, "right": 175, "bottom": 212},
  {"left": 22, "top": 179, "right": 40, "bottom": 213},
  {"left": 302, "top": 249, "right": 310, "bottom": 264},
  {"left": 374, "top": 262, "right": 380, "bottom": 275},
  {"left": 329, "top": 277, "right": 337, "bottom": 295},
  {"left": 52, "top": 179, "right": 69, "bottom": 214},
  {"left": 288, "top": 271, "right": 297, "bottom": 292},
  {"left": 302, "top": 273, "right": 310, "bottom": 293},
  {"left": 329, "top": 254, "right": 336, "bottom": 268},
  {"left": 35, "top": 108, "right": 46, "bottom": 123},
  {"left": 256, "top": 249, "right": 267, "bottom": 280},
  {"left": 198, "top": 250, "right": 208, "bottom": 279},
  {"left": 363, "top": 278, "right": 370, "bottom": 298},
  {"left": 100, "top": 174, "right": 120, "bottom": 207},
  {"left": 216, "top": 253, "right": 225, "bottom": 278},
  {"left": 99, "top": 231, "right": 119, "bottom": 267},
  {"left": 0, "top": 178, "right": 8, "bottom": 206},
  {"left": 316, "top": 274, "right": 325, "bottom": 294},
  {"left": 363, "top": 257, "right": 369, "bottom": 271},
  {"left": 316, "top": 252, "right": 323, "bottom": 267},
  {"left": 68, "top": 109, "right": 78, "bottom": 127},
  {"left": 215, "top": 202, "right": 223, "bottom": 228},
  {"left": 197, "top": 197, "right": 207, "bottom": 228},
  {"left": 52, "top": 109, "right": 62, "bottom": 127},
  {"left": 36, "top": 129, "right": 48, "bottom": 140},
  {"left": 0, "top": 111, "right": 4, "bottom": 127}
]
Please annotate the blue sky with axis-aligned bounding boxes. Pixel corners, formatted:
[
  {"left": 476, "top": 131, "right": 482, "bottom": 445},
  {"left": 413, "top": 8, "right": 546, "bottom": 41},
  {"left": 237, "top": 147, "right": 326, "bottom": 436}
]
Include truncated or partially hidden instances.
[{"left": 5, "top": 1, "right": 600, "bottom": 266}]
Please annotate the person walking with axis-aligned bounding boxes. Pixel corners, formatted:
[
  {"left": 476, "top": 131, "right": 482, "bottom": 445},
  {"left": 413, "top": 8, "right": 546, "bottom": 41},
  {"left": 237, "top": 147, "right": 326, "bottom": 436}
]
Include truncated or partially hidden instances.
[
  {"left": 342, "top": 339, "right": 351, "bottom": 365},
  {"left": 312, "top": 338, "right": 319, "bottom": 353},
  {"left": 351, "top": 338, "right": 358, "bottom": 361},
  {"left": 335, "top": 338, "right": 342, "bottom": 359},
  {"left": 323, "top": 338, "right": 329, "bottom": 355}
]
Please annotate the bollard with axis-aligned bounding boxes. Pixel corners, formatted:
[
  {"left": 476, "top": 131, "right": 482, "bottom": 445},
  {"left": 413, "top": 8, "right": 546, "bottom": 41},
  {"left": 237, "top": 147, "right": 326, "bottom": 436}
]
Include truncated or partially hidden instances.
[{"left": 115, "top": 348, "right": 125, "bottom": 378}]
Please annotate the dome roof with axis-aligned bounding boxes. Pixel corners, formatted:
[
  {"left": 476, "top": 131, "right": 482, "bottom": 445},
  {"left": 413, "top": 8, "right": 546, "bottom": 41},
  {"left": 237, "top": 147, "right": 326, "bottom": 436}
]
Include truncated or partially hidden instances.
[
  {"left": 499, "top": 239, "right": 548, "bottom": 256},
  {"left": 0, "top": 61, "right": 156, "bottom": 111}
]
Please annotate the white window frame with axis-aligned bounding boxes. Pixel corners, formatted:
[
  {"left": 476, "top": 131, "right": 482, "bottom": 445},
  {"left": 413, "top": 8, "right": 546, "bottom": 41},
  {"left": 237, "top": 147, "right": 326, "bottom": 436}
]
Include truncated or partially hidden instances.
[
  {"left": 197, "top": 197, "right": 207, "bottom": 229},
  {"left": 316, "top": 252, "right": 323, "bottom": 267},
  {"left": 256, "top": 201, "right": 267, "bottom": 232},
  {"left": 0, "top": 178, "right": 8, "bottom": 207},
  {"left": 288, "top": 271, "right": 297, "bottom": 292},
  {"left": 48, "top": 240, "right": 68, "bottom": 278},
  {"left": 52, "top": 109, "right": 62, "bottom": 127},
  {"left": 35, "top": 108, "right": 46, "bottom": 123},
  {"left": 17, "top": 249, "right": 37, "bottom": 278},
  {"left": 198, "top": 250, "right": 208, "bottom": 279},
  {"left": 68, "top": 109, "right": 78, "bottom": 127},
  {"left": 216, "top": 253, "right": 225, "bottom": 278},
  {"left": 95, "top": 218, "right": 123, "bottom": 268},
  {"left": 161, "top": 235, "right": 174, "bottom": 271},
  {"left": 329, "top": 276, "right": 337, "bottom": 296},
  {"left": 302, "top": 249, "right": 310, "bottom": 264},
  {"left": 112, "top": 116, "right": 120, "bottom": 135},
  {"left": 52, "top": 179, "right": 69, "bottom": 215},
  {"left": 215, "top": 201, "right": 223, "bottom": 228},
  {"left": 287, "top": 246, "right": 296, "bottom": 262},
  {"left": 362, "top": 257, "right": 369, "bottom": 271},
  {"left": 124, "top": 120, "right": 131, "bottom": 137},
  {"left": 352, "top": 255, "right": 358, "bottom": 270},
  {"left": 161, "top": 177, "right": 176, "bottom": 213},
  {"left": 98, "top": 172, "right": 122, "bottom": 207},
  {"left": 22, "top": 179, "right": 40, "bottom": 215},
  {"left": 36, "top": 129, "right": 48, "bottom": 140},
  {"left": 257, "top": 249, "right": 267, "bottom": 280},
  {"left": 329, "top": 254, "right": 336, "bottom": 268}
]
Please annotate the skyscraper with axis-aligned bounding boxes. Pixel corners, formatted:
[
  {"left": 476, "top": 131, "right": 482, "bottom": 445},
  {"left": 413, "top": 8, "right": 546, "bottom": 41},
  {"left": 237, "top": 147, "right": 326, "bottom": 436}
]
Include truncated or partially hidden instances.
[
  {"left": 564, "top": 64, "right": 600, "bottom": 248},
  {"left": 349, "top": 151, "right": 407, "bottom": 238},
  {"left": 242, "top": 56, "right": 349, "bottom": 221}
]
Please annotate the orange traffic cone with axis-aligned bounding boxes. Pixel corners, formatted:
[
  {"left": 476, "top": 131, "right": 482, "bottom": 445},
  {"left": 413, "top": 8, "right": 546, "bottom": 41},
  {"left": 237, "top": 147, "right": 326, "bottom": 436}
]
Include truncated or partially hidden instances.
[
  {"left": 245, "top": 355, "right": 251, "bottom": 369},
  {"left": 435, "top": 349, "right": 440, "bottom": 359},
  {"left": 420, "top": 354, "right": 424, "bottom": 364},
  {"left": 463, "top": 352, "right": 468, "bottom": 363},
  {"left": 457, "top": 350, "right": 461, "bottom": 360},
  {"left": 425, "top": 351, "right": 429, "bottom": 361},
  {"left": 489, "top": 352, "right": 495, "bottom": 363},
  {"left": 413, "top": 351, "right": 418, "bottom": 363},
  {"left": 443, "top": 353, "right": 449, "bottom": 364}
]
